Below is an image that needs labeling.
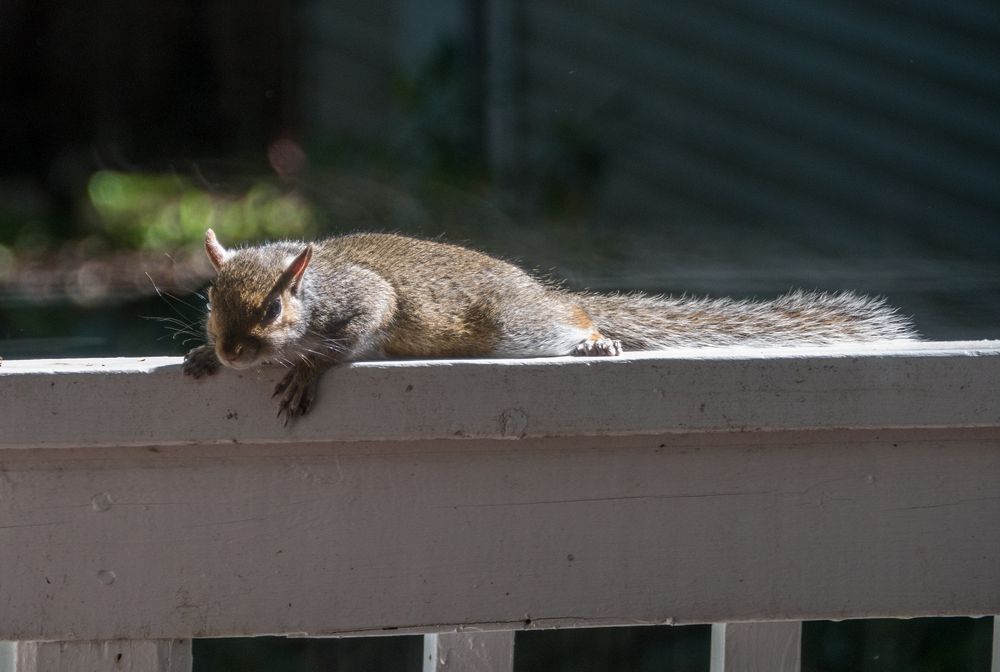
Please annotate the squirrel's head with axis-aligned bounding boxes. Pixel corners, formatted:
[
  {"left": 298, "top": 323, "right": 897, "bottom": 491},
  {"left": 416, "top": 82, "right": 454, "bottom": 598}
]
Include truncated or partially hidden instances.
[{"left": 202, "top": 228, "right": 313, "bottom": 370}]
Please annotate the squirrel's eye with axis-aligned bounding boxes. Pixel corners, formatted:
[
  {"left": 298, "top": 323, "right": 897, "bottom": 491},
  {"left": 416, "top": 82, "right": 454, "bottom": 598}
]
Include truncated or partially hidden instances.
[{"left": 262, "top": 297, "right": 282, "bottom": 325}]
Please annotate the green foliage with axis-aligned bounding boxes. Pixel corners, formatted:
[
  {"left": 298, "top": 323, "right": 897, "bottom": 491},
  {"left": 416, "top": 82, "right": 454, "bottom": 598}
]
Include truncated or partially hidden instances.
[{"left": 87, "top": 171, "right": 318, "bottom": 250}]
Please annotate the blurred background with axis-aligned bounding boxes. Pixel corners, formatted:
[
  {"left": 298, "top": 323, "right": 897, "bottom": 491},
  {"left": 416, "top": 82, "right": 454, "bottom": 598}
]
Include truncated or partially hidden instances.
[{"left": 0, "top": 0, "right": 997, "bottom": 669}]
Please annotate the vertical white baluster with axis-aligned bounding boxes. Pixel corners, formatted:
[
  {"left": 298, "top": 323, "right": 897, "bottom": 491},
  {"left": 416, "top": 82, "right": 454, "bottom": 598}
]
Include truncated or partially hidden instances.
[
  {"left": 423, "top": 631, "right": 515, "bottom": 672},
  {"left": 991, "top": 616, "right": 999, "bottom": 672},
  {"left": 710, "top": 622, "right": 802, "bottom": 672},
  {"left": 7, "top": 640, "right": 191, "bottom": 672}
]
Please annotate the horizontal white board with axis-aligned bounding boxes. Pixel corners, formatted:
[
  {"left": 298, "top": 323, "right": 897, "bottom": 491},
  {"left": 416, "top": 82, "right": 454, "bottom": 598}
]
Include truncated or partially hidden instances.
[
  {"left": 0, "top": 430, "right": 998, "bottom": 639},
  {"left": 0, "top": 341, "right": 997, "bottom": 449}
]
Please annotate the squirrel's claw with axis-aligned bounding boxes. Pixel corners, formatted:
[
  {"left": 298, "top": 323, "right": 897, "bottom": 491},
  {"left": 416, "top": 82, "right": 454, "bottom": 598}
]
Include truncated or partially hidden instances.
[
  {"left": 274, "top": 365, "right": 318, "bottom": 425},
  {"left": 573, "top": 337, "right": 623, "bottom": 357}
]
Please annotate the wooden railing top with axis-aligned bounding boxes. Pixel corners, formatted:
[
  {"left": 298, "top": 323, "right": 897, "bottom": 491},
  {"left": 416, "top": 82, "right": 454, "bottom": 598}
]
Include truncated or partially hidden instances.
[
  {"left": 1, "top": 341, "right": 999, "bottom": 640},
  {"left": 1, "top": 340, "right": 998, "bottom": 450}
]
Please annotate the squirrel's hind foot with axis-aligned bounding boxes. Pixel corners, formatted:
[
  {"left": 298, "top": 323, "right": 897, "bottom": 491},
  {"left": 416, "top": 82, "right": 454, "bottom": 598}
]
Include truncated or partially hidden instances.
[
  {"left": 183, "top": 344, "right": 221, "bottom": 378},
  {"left": 573, "top": 337, "right": 623, "bottom": 357}
]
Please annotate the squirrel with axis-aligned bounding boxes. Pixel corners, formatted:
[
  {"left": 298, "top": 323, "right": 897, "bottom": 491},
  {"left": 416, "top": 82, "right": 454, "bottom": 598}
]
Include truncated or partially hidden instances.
[{"left": 183, "top": 229, "right": 917, "bottom": 423}]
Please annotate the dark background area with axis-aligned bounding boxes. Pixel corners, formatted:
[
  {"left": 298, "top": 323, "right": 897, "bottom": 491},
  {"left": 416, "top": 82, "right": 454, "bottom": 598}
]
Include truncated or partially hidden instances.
[
  {"left": 1, "top": 0, "right": 997, "bottom": 669},
  {"left": 2, "top": 0, "right": 999, "bottom": 353}
]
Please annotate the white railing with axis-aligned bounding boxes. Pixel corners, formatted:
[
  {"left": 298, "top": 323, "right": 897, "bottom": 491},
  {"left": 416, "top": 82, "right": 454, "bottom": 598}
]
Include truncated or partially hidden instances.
[{"left": 1, "top": 341, "right": 998, "bottom": 671}]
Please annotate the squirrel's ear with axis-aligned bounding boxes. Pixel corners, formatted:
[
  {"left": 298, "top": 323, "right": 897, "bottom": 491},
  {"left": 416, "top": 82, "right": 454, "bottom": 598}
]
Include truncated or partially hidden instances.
[
  {"left": 279, "top": 244, "right": 313, "bottom": 295},
  {"left": 204, "top": 229, "right": 229, "bottom": 271}
]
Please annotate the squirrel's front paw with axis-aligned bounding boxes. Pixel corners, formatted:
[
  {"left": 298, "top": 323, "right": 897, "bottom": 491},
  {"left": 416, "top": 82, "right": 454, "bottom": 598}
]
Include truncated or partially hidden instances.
[
  {"left": 184, "top": 344, "right": 221, "bottom": 378},
  {"left": 273, "top": 365, "right": 319, "bottom": 426}
]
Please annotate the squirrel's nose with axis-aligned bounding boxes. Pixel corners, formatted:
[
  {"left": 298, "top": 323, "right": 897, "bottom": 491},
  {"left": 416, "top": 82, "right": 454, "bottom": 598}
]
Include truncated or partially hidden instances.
[
  {"left": 218, "top": 341, "right": 244, "bottom": 363},
  {"left": 216, "top": 339, "right": 259, "bottom": 369}
]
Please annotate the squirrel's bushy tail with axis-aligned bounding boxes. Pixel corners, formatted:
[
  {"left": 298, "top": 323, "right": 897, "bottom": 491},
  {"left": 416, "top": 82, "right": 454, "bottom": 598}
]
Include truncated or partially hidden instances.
[{"left": 578, "top": 290, "right": 918, "bottom": 349}]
